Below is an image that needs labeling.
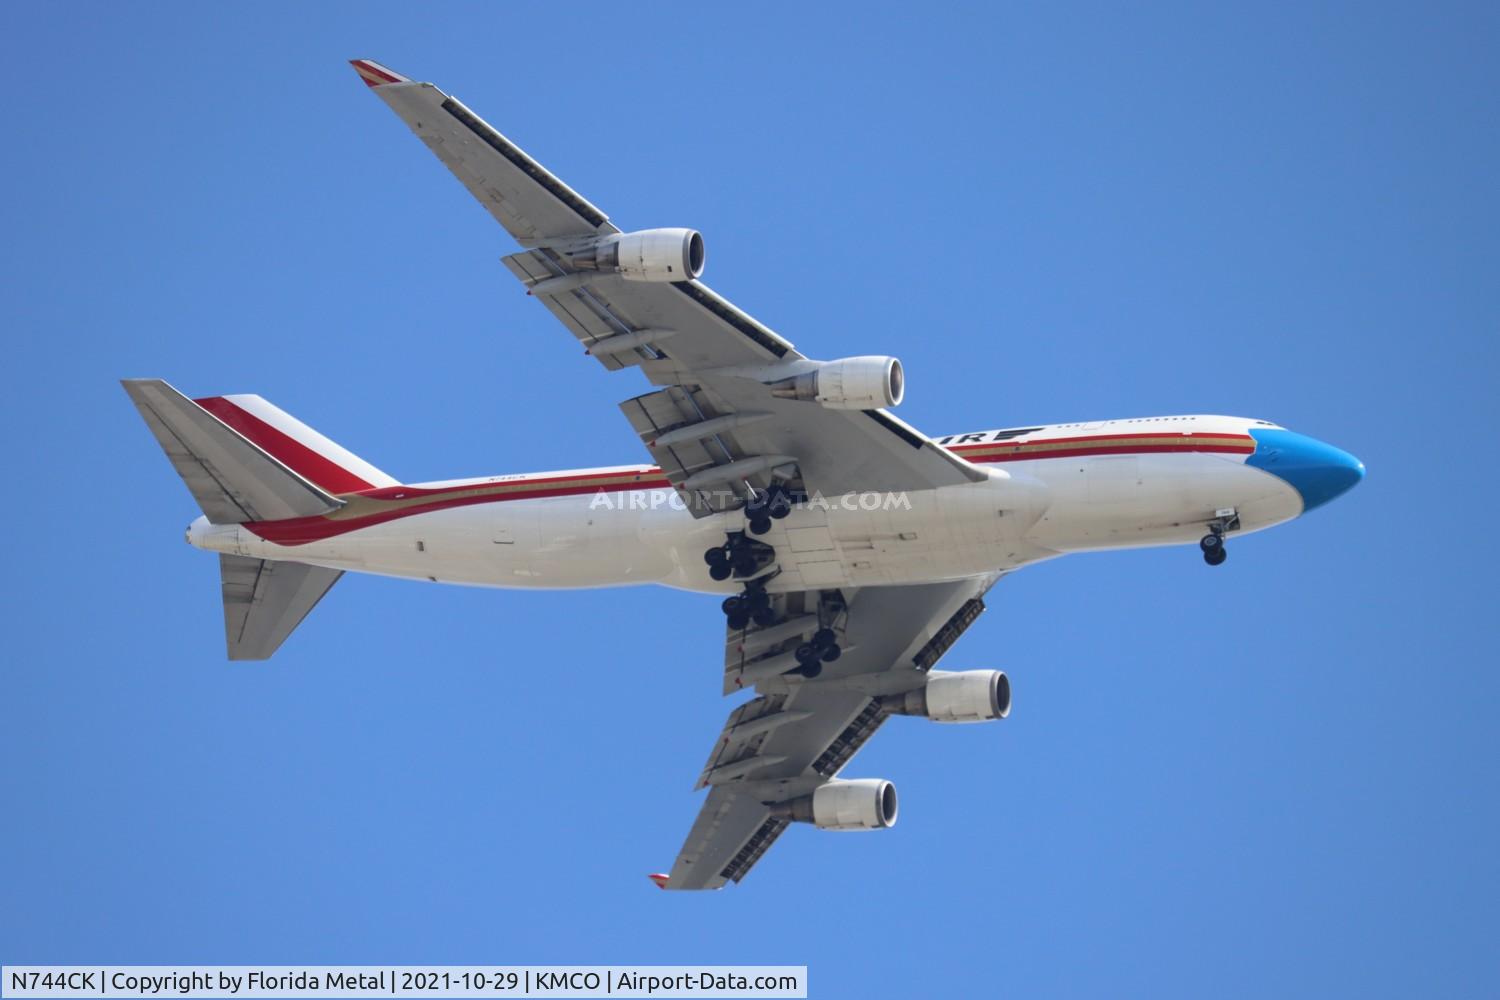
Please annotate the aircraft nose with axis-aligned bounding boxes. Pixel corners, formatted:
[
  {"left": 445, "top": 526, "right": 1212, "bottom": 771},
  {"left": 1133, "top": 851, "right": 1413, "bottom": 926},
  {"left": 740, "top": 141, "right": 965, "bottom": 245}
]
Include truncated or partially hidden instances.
[{"left": 1247, "top": 429, "right": 1365, "bottom": 514}]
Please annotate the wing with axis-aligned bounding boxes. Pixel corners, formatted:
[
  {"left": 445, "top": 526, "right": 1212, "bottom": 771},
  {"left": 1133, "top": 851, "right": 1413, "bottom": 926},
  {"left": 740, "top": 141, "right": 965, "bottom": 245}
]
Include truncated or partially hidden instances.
[
  {"left": 661, "top": 576, "right": 998, "bottom": 890},
  {"left": 352, "top": 60, "right": 986, "bottom": 514}
]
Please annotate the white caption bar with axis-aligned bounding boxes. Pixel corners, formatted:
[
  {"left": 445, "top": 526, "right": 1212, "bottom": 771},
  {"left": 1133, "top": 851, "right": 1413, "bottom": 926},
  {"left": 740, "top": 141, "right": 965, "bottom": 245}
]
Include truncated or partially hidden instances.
[{"left": 1, "top": 968, "right": 807, "bottom": 999}]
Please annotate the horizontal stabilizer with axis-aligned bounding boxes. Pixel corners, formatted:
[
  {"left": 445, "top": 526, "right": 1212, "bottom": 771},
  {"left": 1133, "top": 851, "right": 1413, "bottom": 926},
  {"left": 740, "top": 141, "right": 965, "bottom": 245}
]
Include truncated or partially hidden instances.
[
  {"left": 122, "top": 379, "right": 343, "bottom": 524},
  {"left": 220, "top": 555, "right": 342, "bottom": 660}
]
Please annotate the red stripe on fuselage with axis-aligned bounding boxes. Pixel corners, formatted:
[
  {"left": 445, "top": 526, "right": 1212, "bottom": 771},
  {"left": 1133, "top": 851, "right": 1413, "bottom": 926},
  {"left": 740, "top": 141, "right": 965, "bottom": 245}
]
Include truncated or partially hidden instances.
[
  {"left": 951, "top": 431, "right": 1248, "bottom": 448},
  {"left": 352, "top": 466, "right": 655, "bottom": 500},
  {"left": 239, "top": 433, "right": 1255, "bottom": 547},
  {"left": 246, "top": 475, "right": 673, "bottom": 545},
  {"left": 957, "top": 442, "right": 1255, "bottom": 462},
  {"left": 194, "top": 396, "right": 375, "bottom": 494}
]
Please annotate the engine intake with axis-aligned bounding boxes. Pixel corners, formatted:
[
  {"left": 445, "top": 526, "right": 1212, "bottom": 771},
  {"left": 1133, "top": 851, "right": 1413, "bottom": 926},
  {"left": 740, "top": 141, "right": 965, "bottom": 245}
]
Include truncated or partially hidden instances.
[
  {"left": 568, "top": 228, "right": 704, "bottom": 282},
  {"left": 770, "top": 778, "right": 898, "bottom": 831},
  {"left": 769, "top": 356, "right": 904, "bottom": 410},
  {"left": 886, "top": 669, "right": 1010, "bottom": 723}
]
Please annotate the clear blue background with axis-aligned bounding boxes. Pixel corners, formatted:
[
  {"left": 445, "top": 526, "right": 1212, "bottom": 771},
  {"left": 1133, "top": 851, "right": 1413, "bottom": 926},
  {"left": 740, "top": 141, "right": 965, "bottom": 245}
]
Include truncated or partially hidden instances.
[{"left": 3, "top": 3, "right": 1496, "bottom": 996}]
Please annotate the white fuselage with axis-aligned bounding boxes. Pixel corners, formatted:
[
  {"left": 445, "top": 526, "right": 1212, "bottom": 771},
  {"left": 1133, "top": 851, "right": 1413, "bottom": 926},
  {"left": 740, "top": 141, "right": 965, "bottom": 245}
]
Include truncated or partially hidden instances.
[{"left": 188, "top": 415, "right": 1304, "bottom": 592}]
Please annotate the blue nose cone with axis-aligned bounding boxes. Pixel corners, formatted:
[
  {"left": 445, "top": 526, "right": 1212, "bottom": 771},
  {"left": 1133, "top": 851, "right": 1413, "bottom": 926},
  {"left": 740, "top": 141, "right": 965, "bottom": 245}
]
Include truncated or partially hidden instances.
[{"left": 1247, "top": 429, "right": 1365, "bottom": 513}]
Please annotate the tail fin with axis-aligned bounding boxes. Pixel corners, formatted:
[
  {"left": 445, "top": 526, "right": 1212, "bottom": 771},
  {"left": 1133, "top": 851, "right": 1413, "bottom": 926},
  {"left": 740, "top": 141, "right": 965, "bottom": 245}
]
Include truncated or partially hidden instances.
[
  {"left": 123, "top": 379, "right": 392, "bottom": 660},
  {"left": 191, "top": 393, "right": 397, "bottom": 495},
  {"left": 121, "top": 379, "right": 396, "bottom": 523}
]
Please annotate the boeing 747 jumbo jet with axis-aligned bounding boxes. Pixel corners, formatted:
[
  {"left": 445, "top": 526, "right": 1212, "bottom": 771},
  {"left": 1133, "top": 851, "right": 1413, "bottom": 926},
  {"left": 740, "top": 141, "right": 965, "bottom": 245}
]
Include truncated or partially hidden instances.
[{"left": 123, "top": 60, "right": 1365, "bottom": 891}]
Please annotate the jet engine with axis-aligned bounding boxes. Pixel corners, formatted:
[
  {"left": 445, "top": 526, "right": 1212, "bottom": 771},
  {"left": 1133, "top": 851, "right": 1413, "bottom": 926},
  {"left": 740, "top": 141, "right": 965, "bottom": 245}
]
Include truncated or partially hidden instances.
[
  {"left": 885, "top": 669, "right": 1011, "bottom": 723},
  {"left": 568, "top": 228, "right": 704, "bottom": 282},
  {"left": 769, "top": 356, "right": 905, "bottom": 410},
  {"left": 770, "top": 778, "right": 898, "bottom": 831}
]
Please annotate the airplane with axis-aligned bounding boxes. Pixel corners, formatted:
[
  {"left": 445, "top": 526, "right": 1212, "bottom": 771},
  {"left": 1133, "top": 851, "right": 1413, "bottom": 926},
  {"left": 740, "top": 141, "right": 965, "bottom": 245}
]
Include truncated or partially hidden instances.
[{"left": 122, "top": 59, "right": 1365, "bottom": 891}]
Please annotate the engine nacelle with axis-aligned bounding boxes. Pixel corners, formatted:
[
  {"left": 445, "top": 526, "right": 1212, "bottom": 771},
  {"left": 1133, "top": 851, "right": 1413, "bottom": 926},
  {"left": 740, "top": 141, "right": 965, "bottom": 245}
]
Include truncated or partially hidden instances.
[
  {"left": 569, "top": 228, "right": 704, "bottom": 282},
  {"left": 886, "top": 669, "right": 1010, "bottom": 723},
  {"left": 769, "top": 356, "right": 904, "bottom": 410},
  {"left": 770, "top": 778, "right": 898, "bottom": 831}
]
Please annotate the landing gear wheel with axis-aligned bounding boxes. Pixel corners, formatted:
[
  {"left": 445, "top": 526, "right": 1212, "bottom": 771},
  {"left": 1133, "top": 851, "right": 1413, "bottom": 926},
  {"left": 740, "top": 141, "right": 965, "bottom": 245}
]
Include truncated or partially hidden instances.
[
  {"left": 752, "top": 607, "right": 778, "bottom": 627},
  {"left": 794, "top": 643, "right": 823, "bottom": 678},
  {"left": 820, "top": 644, "right": 842, "bottom": 663},
  {"left": 704, "top": 547, "right": 729, "bottom": 566},
  {"left": 1204, "top": 547, "right": 1227, "bottom": 567},
  {"left": 732, "top": 552, "right": 758, "bottom": 576},
  {"left": 767, "top": 486, "right": 793, "bottom": 520},
  {"left": 748, "top": 516, "right": 773, "bottom": 536},
  {"left": 708, "top": 562, "right": 732, "bottom": 581},
  {"left": 812, "top": 628, "right": 836, "bottom": 648},
  {"left": 727, "top": 612, "right": 750, "bottom": 631},
  {"left": 1199, "top": 533, "right": 1223, "bottom": 554},
  {"left": 747, "top": 591, "right": 771, "bottom": 613}
]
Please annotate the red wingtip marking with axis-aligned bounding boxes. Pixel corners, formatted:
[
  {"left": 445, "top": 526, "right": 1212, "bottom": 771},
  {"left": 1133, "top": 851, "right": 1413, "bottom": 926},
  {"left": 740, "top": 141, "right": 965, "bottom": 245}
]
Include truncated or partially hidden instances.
[
  {"left": 349, "top": 59, "right": 406, "bottom": 88},
  {"left": 647, "top": 873, "right": 669, "bottom": 889}
]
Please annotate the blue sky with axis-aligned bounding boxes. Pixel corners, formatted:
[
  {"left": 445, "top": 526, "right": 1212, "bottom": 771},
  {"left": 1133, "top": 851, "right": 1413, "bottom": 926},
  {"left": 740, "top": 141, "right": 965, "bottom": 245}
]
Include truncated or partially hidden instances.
[{"left": 2, "top": 3, "right": 1497, "bottom": 996}]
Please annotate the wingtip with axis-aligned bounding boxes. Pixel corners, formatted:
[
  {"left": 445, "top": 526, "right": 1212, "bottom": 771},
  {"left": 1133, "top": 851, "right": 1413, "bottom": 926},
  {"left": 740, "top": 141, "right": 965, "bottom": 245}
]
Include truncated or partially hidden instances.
[
  {"left": 647, "top": 873, "right": 670, "bottom": 890},
  {"left": 349, "top": 59, "right": 409, "bottom": 89}
]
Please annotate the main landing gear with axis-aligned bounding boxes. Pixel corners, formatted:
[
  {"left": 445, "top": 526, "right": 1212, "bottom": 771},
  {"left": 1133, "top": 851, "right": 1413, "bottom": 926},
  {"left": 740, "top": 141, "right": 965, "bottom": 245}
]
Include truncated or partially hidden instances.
[
  {"left": 744, "top": 484, "right": 793, "bottom": 536},
  {"left": 710, "top": 528, "right": 778, "bottom": 632},
  {"left": 792, "top": 628, "right": 842, "bottom": 680},
  {"left": 703, "top": 486, "right": 794, "bottom": 579},
  {"left": 788, "top": 591, "right": 849, "bottom": 679},
  {"left": 703, "top": 531, "right": 775, "bottom": 581},
  {"left": 1200, "top": 508, "right": 1240, "bottom": 567},
  {"left": 714, "top": 484, "right": 843, "bottom": 676},
  {"left": 721, "top": 585, "right": 778, "bottom": 632}
]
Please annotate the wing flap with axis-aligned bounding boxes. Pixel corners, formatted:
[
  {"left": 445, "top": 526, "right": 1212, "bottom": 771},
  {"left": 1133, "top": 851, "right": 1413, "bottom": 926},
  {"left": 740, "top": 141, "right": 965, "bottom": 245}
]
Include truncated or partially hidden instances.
[
  {"left": 502, "top": 251, "right": 639, "bottom": 372},
  {"left": 620, "top": 387, "right": 765, "bottom": 517},
  {"left": 664, "top": 786, "right": 784, "bottom": 891}
]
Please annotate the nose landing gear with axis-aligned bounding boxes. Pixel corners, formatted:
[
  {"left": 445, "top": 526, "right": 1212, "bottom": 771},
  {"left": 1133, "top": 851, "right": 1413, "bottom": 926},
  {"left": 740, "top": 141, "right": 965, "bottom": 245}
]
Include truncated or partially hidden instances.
[{"left": 1200, "top": 508, "right": 1239, "bottom": 567}]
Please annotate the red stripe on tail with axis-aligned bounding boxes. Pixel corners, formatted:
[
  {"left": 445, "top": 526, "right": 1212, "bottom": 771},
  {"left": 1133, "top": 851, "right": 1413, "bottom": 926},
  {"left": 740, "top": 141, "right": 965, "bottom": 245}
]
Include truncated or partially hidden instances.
[{"left": 194, "top": 397, "right": 374, "bottom": 494}]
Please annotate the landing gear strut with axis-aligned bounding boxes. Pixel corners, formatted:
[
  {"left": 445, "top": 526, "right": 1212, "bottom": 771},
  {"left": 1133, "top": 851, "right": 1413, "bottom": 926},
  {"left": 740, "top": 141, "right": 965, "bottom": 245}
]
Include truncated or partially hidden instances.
[{"left": 1200, "top": 508, "right": 1239, "bottom": 567}]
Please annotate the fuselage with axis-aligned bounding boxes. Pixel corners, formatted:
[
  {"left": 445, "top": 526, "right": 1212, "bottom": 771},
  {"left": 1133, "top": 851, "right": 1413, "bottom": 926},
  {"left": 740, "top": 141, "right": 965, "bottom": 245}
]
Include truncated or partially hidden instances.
[{"left": 187, "top": 414, "right": 1365, "bottom": 592}]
